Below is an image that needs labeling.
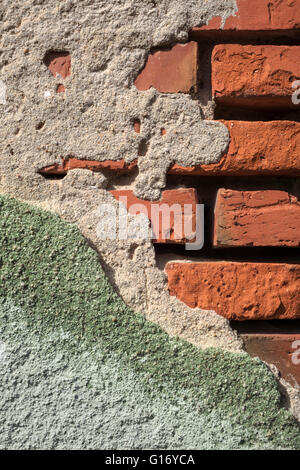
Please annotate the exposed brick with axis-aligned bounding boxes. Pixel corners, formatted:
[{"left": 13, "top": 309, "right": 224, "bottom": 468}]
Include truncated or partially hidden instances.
[
  {"left": 133, "top": 119, "right": 141, "bottom": 133},
  {"left": 134, "top": 42, "right": 198, "bottom": 93},
  {"left": 165, "top": 261, "right": 300, "bottom": 320},
  {"left": 191, "top": 0, "right": 300, "bottom": 38},
  {"left": 233, "top": 321, "right": 300, "bottom": 387},
  {"left": 214, "top": 189, "right": 300, "bottom": 248},
  {"left": 56, "top": 84, "right": 65, "bottom": 93},
  {"left": 169, "top": 121, "right": 300, "bottom": 176},
  {"left": 212, "top": 45, "right": 300, "bottom": 109},
  {"left": 44, "top": 52, "right": 71, "bottom": 79},
  {"left": 40, "top": 120, "right": 300, "bottom": 177},
  {"left": 40, "top": 120, "right": 300, "bottom": 178},
  {"left": 39, "top": 158, "right": 138, "bottom": 175},
  {"left": 110, "top": 189, "right": 198, "bottom": 244}
]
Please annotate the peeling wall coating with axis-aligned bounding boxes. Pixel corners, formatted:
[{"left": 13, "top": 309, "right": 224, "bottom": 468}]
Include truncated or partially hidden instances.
[
  {"left": 0, "top": 195, "right": 299, "bottom": 450},
  {"left": 0, "top": 0, "right": 235, "bottom": 200},
  {"left": 1, "top": 0, "right": 300, "bottom": 449},
  {"left": 194, "top": 0, "right": 300, "bottom": 31},
  {"left": 0, "top": 0, "right": 241, "bottom": 352}
]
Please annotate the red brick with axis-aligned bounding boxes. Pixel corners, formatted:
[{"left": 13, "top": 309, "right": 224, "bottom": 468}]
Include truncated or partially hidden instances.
[
  {"left": 39, "top": 158, "right": 138, "bottom": 175},
  {"left": 169, "top": 121, "right": 300, "bottom": 176},
  {"left": 165, "top": 261, "right": 300, "bottom": 320},
  {"left": 56, "top": 84, "right": 65, "bottom": 93},
  {"left": 44, "top": 52, "right": 71, "bottom": 79},
  {"left": 134, "top": 42, "right": 198, "bottom": 93},
  {"left": 39, "top": 121, "right": 300, "bottom": 177},
  {"left": 110, "top": 189, "right": 198, "bottom": 244},
  {"left": 39, "top": 120, "right": 300, "bottom": 178},
  {"left": 212, "top": 44, "right": 300, "bottom": 109},
  {"left": 191, "top": 0, "right": 300, "bottom": 37},
  {"left": 233, "top": 321, "right": 300, "bottom": 387},
  {"left": 214, "top": 189, "right": 300, "bottom": 248}
]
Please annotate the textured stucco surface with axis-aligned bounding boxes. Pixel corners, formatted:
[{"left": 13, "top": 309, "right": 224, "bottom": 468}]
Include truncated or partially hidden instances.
[
  {"left": 0, "top": 0, "right": 243, "bottom": 352},
  {"left": 1, "top": 0, "right": 299, "bottom": 446},
  {"left": 0, "top": 194, "right": 299, "bottom": 449},
  {"left": 36, "top": 180, "right": 242, "bottom": 352},
  {"left": 0, "top": 0, "right": 234, "bottom": 201}
]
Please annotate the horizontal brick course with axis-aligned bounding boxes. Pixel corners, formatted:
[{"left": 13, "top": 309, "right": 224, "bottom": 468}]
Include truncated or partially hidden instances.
[
  {"left": 110, "top": 188, "right": 198, "bottom": 244},
  {"left": 39, "top": 158, "right": 138, "bottom": 175},
  {"left": 166, "top": 261, "right": 300, "bottom": 320},
  {"left": 170, "top": 120, "right": 300, "bottom": 176},
  {"left": 191, "top": 0, "right": 300, "bottom": 37},
  {"left": 134, "top": 42, "right": 198, "bottom": 93},
  {"left": 40, "top": 121, "right": 300, "bottom": 177},
  {"left": 214, "top": 189, "right": 300, "bottom": 248},
  {"left": 233, "top": 321, "right": 300, "bottom": 387},
  {"left": 212, "top": 45, "right": 300, "bottom": 109}
]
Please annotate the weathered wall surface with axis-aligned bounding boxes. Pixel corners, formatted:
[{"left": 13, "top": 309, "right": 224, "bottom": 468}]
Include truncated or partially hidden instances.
[
  {"left": 0, "top": 0, "right": 243, "bottom": 351},
  {"left": 0, "top": 0, "right": 235, "bottom": 200},
  {"left": 1, "top": 0, "right": 300, "bottom": 448},
  {"left": 0, "top": 195, "right": 299, "bottom": 449}
]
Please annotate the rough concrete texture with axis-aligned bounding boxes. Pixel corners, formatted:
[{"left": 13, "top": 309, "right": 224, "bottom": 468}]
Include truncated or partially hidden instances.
[
  {"left": 0, "top": 0, "right": 243, "bottom": 353},
  {"left": 0, "top": 0, "right": 233, "bottom": 201},
  {"left": 71, "top": 186, "right": 241, "bottom": 351},
  {"left": 9, "top": 166, "right": 240, "bottom": 352},
  {"left": 0, "top": 194, "right": 299, "bottom": 449},
  {"left": 1, "top": 0, "right": 299, "bottom": 442}
]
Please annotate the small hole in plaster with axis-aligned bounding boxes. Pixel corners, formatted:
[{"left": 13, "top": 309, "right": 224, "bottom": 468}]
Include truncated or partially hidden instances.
[
  {"left": 43, "top": 50, "right": 71, "bottom": 79},
  {"left": 133, "top": 119, "right": 141, "bottom": 134},
  {"left": 36, "top": 121, "right": 45, "bottom": 130},
  {"left": 128, "top": 243, "right": 139, "bottom": 260},
  {"left": 39, "top": 172, "right": 66, "bottom": 180},
  {"left": 57, "top": 84, "right": 65, "bottom": 93},
  {"left": 138, "top": 139, "right": 149, "bottom": 156}
]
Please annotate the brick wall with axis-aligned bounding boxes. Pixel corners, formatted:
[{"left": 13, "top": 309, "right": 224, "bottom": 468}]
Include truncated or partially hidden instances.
[{"left": 39, "top": 0, "right": 300, "bottom": 386}]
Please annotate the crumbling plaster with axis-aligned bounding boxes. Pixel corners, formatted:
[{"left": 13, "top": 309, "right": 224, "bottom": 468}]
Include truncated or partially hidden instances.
[
  {"left": 0, "top": 0, "right": 244, "bottom": 352},
  {"left": 0, "top": 0, "right": 235, "bottom": 199}
]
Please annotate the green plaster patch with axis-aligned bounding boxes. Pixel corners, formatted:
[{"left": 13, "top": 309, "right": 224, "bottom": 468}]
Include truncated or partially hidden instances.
[
  {"left": 0, "top": 300, "right": 277, "bottom": 450},
  {"left": 0, "top": 194, "right": 299, "bottom": 449}
]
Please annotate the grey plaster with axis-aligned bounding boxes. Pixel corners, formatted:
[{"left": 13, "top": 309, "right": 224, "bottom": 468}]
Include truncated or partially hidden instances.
[
  {"left": 0, "top": 0, "right": 242, "bottom": 353},
  {"left": 0, "top": 0, "right": 235, "bottom": 200},
  {"left": 0, "top": 299, "right": 283, "bottom": 450}
]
